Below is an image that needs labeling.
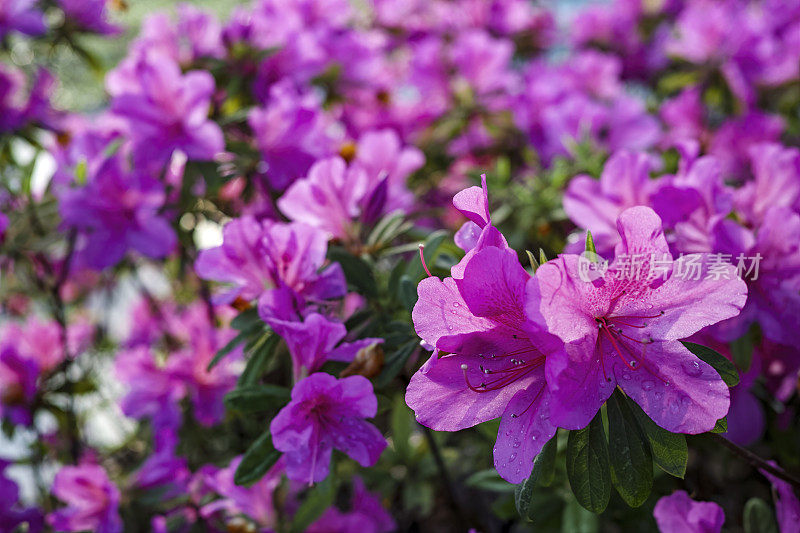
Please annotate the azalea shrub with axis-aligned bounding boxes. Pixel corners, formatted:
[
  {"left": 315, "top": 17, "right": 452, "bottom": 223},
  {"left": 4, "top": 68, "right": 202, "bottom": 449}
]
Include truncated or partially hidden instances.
[{"left": 2, "top": 0, "right": 800, "bottom": 532}]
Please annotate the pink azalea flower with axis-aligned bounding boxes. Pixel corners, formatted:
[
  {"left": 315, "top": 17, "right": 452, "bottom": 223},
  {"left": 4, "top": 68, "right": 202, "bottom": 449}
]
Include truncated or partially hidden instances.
[
  {"left": 308, "top": 477, "right": 395, "bottom": 533},
  {"left": 653, "top": 490, "right": 724, "bottom": 533},
  {"left": 195, "top": 216, "right": 346, "bottom": 318},
  {"left": 406, "top": 178, "right": 565, "bottom": 483},
  {"left": 761, "top": 462, "right": 800, "bottom": 533},
  {"left": 528, "top": 206, "right": 747, "bottom": 433},
  {"left": 270, "top": 373, "right": 386, "bottom": 484},
  {"left": 48, "top": 464, "right": 122, "bottom": 533}
]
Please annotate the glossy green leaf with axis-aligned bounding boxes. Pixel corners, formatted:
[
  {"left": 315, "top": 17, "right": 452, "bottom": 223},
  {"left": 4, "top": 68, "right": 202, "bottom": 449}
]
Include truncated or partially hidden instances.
[
  {"left": 628, "top": 399, "right": 687, "bottom": 478},
  {"left": 711, "top": 417, "right": 728, "bottom": 433},
  {"left": 224, "top": 384, "right": 291, "bottom": 413},
  {"left": 566, "top": 414, "right": 611, "bottom": 513},
  {"left": 515, "top": 436, "right": 558, "bottom": 519},
  {"left": 607, "top": 391, "right": 653, "bottom": 507},
  {"left": 237, "top": 334, "right": 279, "bottom": 387},
  {"left": 328, "top": 246, "right": 377, "bottom": 298},
  {"left": 234, "top": 429, "right": 281, "bottom": 486}
]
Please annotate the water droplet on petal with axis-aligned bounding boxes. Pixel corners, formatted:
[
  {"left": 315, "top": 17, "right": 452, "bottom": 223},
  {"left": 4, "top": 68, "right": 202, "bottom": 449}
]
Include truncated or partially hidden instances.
[
  {"left": 641, "top": 380, "right": 655, "bottom": 391},
  {"left": 509, "top": 453, "right": 517, "bottom": 461},
  {"left": 682, "top": 360, "right": 702, "bottom": 377},
  {"left": 622, "top": 372, "right": 631, "bottom": 380},
  {"left": 513, "top": 440, "right": 521, "bottom": 448}
]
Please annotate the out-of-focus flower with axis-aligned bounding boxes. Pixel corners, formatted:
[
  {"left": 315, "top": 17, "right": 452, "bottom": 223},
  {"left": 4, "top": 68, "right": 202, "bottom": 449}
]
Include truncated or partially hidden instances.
[
  {"left": 308, "top": 477, "right": 395, "bottom": 533},
  {"left": 761, "top": 461, "right": 800, "bottom": 533},
  {"left": 564, "top": 151, "right": 658, "bottom": 257},
  {"left": 200, "top": 456, "right": 284, "bottom": 529},
  {"left": 0, "top": 0, "right": 45, "bottom": 39},
  {"left": 196, "top": 217, "right": 346, "bottom": 319},
  {"left": 249, "top": 79, "right": 337, "bottom": 191},
  {"left": 653, "top": 490, "right": 724, "bottom": 533},
  {"left": 529, "top": 207, "right": 745, "bottom": 433},
  {"left": 57, "top": 0, "right": 120, "bottom": 35},
  {"left": 58, "top": 154, "right": 176, "bottom": 270},
  {"left": 108, "top": 51, "right": 224, "bottom": 167},
  {"left": 264, "top": 311, "right": 382, "bottom": 381},
  {"left": 0, "top": 460, "right": 43, "bottom": 532},
  {"left": 270, "top": 372, "right": 386, "bottom": 484},
  {"left": 0, "top": 65, "right": 57, "bottom": 133},
  {"left": 48, "top": 463, "right": 122, "bottom": 533}
]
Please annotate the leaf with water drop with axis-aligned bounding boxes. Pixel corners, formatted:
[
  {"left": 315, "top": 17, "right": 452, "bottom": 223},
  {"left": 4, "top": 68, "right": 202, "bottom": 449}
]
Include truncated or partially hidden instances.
[
  {"left": 681, "top": 342, "right": 739, "bottom": 387},
  {"left": 515, "top": 435, "right": 558, "bottom": 519}
]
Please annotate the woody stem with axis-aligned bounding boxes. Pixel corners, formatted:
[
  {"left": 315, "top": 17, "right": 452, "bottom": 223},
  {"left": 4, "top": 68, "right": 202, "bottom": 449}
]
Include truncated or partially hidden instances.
[{"left": 708, "top": 433, "right": 800, "bottom": 489}]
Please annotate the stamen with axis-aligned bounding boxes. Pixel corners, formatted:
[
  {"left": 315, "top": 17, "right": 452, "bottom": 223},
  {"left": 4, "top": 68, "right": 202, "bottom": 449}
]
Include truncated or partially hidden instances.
[{"left": 419, "top": 243, "right": 432, "bottom": 278}]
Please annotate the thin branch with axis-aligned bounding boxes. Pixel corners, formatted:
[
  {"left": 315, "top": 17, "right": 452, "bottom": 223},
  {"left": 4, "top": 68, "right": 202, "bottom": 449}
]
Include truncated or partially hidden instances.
[
  {"left": 420, "top": 425, "right": 472, "bottom": 531},
  {"left": 709, "top": 433, "right": 800, "bottom": 490}
]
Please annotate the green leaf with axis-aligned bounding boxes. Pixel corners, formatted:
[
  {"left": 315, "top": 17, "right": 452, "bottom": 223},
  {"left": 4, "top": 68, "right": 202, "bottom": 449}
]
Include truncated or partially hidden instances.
[
  {"left": 207, "top": 329, "right": 250, "bottom": 371},
  {"left": 231, "top": 308, "right": 263, "bottom": 331},
  {"left": 526, "top": 250, "right": 540, "bottom": 273},
  {"left": 628, "top": 399, "right": 687, "bottom": 479},
  {"left": 566, "top": 414, "right": 611, "bottom": 514},
  {"left": 539, "top": 248, "right": 548, "bottom": 265},
  {"left": 562, "top": 497, "right": 600, "bottom": 533},
  {"left": 743, "top": 497, "right": 779, "bottom": 533},
  {"left": 391, "top": 394, "right": 413, "bottom": 460},
  {"left": 466, "top": 469, "right": 515, "bottom": 492},
  {"left": 224, "top": 385, "right": 291, "bottom": 413},
  {"left": 328, "top": 246, "right": 377, "bottom": 297},
  {"left": 585, "top": 231, "right": 597, "bottom": 257},
  {"left": 681, "top": 342, "right": 740, "bottom": 387},
  {"left": 237, "top": 334, "right": 279, "bottom": 387},
  {"left": 290, "top": 475, "right": 337, "bottom": 533},
  {"left": 731, "top": 328, "right": 755, "bottom": 373},
  {"left": 515, "top": 436, "right": 558, "bottom": 519},
  {"left": 606, "top": 391, "right": 653, "bottom": 507},
  {"left": 234, "top": 429, "right": 281, "bottom": 486},
  {"left": 711, "top": 417, "right": 728, "bottom": 433},
  {"left": 398, "top": 275, "right": 417, "bottom": 313},
  {"left": 374, "top": 341, "right": 416, "bottom": 388}
]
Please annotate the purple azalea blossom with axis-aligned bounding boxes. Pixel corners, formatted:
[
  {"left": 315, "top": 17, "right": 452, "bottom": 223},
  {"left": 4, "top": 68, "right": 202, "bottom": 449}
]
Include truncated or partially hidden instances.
[
  {"left": 406, "top": 178, "right": 565, "bottom": 483},
  {"left": 57, "top": 0, "right": 120, "bottom": 35},
  {"left": 270, "top": 372, "right": 386, "bottom": 484},
  {"left": 0, "top": 343, "right": 39, "bottom": 426},
  {"left": 0, "top": 460, "right": 43, "bottom": 532},
  {"left": 761, "top": 462, "right": 800, "bottom": 533},
  {"left": 200, "top": 456, "right": 284, "bottom": 528},
  {"left": 352, "top": 129, "right": 424, "bottom": 214},
  {"left": 308, "top": 477, "right": 395, "bottom": 533},
  {"left": 0, "top": 0, "right": 45, "bottom": 39},
  {"left": 263, "top": 310, "right": 382, "bottom": 381},
  {"left": 58, "top": 154, "right": 176, "bottom": 270},
  {"left": 195, "top": 216, "right": 346, "bottom": 319},
  {"left": 48, "top": 464, "right": 122, "bottom": 533},
  {"left": 115, "top": 346, "right": 184, "bottom": 430},
  {"left": 278, "top": 156, "right": 370, "bottom": 241},
  {"left": 406, "top": 243, "right": 565, "bottom": 483},
  {"left": 108, "top": 50, "right": 224, "bottom": 167},
  {"left": 527, "top": 207, "right": 746, "bottom": 433},
  {"left": 563, "top": 150, "right": 658, "bottom": 257},
  {"left": 133, "top": 430, "right": 190, "bottom": 497},
  {"left": 0, "top": 65, "right": 57, "bottom": 133},
  {"left": 248, "top": 79, "right": 337, "bottom": 191},
  {"left": 653, "top": 490, "right": 724, "bottom": 533}
]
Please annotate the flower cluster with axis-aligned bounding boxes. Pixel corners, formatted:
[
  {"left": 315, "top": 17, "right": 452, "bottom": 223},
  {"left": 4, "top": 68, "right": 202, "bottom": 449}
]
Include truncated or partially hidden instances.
[{"left": 1, "top": 0, "right": 799, "bottom": 531}]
